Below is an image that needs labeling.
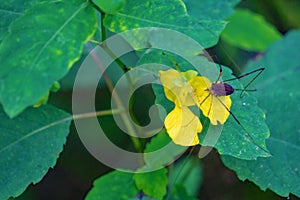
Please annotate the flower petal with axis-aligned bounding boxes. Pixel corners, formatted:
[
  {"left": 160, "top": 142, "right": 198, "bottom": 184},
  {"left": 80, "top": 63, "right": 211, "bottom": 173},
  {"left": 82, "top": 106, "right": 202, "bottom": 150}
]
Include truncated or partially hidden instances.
[
  {"left": 159, "top": 69, "right": 197, "bottom": 107},
  {"left": 203, "top": 95, "right": 232, "bottom": 125},
  {"left": 158, "top": 69, "right": 181, "bottom": 102},
  {"left": 181, "top": 70, "right": 198, "bottom": 80},
  {"left": 189, "top": 76, "right": 212, "bottom": 93},
  {"left": 164, "top": 104, "right": 202, "bottom": 146}
]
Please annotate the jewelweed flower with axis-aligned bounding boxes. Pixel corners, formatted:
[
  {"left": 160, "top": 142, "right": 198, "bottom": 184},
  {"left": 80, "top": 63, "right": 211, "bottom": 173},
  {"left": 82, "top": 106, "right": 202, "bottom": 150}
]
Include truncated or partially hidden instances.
[
  {"left": 159, "top": 69, "right": 232, "bottom": 146},
  {"left": 158, "top": 69, "right": 201, "bottom": 146}
]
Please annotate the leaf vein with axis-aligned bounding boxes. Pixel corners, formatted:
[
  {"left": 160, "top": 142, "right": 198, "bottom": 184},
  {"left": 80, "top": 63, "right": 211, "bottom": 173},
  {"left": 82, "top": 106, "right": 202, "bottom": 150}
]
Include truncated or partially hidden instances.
[
  {"left": 0, "top": 8, "right": 22, "bottom": 16},
  {"left": 0, "top": 116, "right": 72, "bottom": 154}
]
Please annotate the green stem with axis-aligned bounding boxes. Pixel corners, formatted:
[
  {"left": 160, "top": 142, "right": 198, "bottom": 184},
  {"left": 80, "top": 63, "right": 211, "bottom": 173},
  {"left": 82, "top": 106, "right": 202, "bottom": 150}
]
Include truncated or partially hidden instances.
[
  {"left": 99, "top": 11, "right": 128, "bottom": 71},
  {"left": 100, "top": 11, "right": 106, "bottom": 42},
  {"left": 89, "top": 13, "right": 143, "bottom": 152},
  {"left": 89, "top": 39, "right": 129, "bottom": 72},
  {"left": 72, "top": 108, "right": 124, "bottom": 120},
  {"left": 87, "top": 42, "right": 143, "bottom": 152}
]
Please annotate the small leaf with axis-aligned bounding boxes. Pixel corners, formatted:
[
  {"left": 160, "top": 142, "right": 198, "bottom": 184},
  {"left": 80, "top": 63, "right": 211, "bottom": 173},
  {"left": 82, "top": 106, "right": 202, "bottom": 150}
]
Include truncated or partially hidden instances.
[
  {"left": 0, "top": 0, "right": 97, "bottom": 117},
  {"left": 103, "top": 0, "right": 227, "bottom": 49},
  {"left": 143, "top": 130, "right": 187, "bottom": 168},
  {"left": 221, "top": 9, "right": 282, "bottom": 51},
  {"left": 133, "top": 168, "right": 168, "bottom": 200},
  {"left": 0, "top": 105, "right": 71, "bottom": 199},
  {"left": 85, "top": 170, "right": 139, "bottom": 200},
  {"left": 92, "top": 0, "right": 126, "bottom": 14},
  {"left": 221, "top": 29, "right": 300, "bottom": 198}
]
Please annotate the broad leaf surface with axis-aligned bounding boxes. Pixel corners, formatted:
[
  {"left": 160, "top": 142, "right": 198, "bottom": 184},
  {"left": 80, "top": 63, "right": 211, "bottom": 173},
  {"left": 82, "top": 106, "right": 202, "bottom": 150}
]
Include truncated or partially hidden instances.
[
  {"left": 85, "top": 170, "right": 139, "bottom": 200},
  {"left": 92, "top": 0, "right": 125, "bottom": 14},
  {"left": 0, "top": 0, "right": 44, "bottom": 42},
  {"left": 198, "top": 65, "right": 270, "bottom": 160},
  {"left": 221, "top": 29, "right": 300, "bottom": 197},
  {"left": 133, "top": 168, "right": 168, "bottom": 200},
  {"left": 221, "top": 9, "right": 282, "bottom": 51},
  {"left": 183, "top": 0, "right": 240, "bottom": 20},
  {"left": 139, "top": 49, "right": 270, "bottom": 160},
  {"left": 0, "top": 0, "right": 97, "bottom": 117},
  {"left": 103, "top": 0, "right": 227, "bottom": 49},
  {"left": 0, "top": 105, "right": 71, "bottom": 199}
]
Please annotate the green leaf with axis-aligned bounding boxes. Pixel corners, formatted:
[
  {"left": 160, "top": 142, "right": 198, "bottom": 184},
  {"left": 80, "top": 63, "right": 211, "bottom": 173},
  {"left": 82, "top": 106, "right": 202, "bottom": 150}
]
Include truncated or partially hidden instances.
[
  {"left": 92, "top": 0, "right": 126, "bottom": 14},
  {"left": 267, "top": 1, "right": 300, "bottom": 30},
  {"left": 133, "top": 168, "right": 168, "bottom": 200},
  {"left": 0, "top": 0, "right": 97, "bottom": 118},
  {"left": 128, "top": 197, "right": 156, "bottom": 200},
  {"left": 33, "top": 82, "right": 60, "bottom": 107},
  {"left": 0, "top": 0, "right": 44, "bottom": 42},
  {"left": 103, "top": 0, "right": 227, "bottom": 49},
  {"left": 85, "top": 170, "right": 139, "bottom": 200},
  {"left": 200, "top": 65, "right": 270, "bottom": 160},
  {"left": 221, "top": 9, "right": 282, "bottom": 51},
  {"left": 168, "top": 156, "right": 202, "bottom": 197},
  {"left": 183, "top": 0, "right": 240, "bottom": 20},
  {"left": 128, "top": 197, "right": 155, "bottom": 200},
  {"left": 0, "top": 105, "right": 71, "bottom": 199},
  {"left": 221, "top": 29, "right": 300, "bottom": 197},
  {"left": 144, "top": 130, "right": 187, "bottom": 168}
]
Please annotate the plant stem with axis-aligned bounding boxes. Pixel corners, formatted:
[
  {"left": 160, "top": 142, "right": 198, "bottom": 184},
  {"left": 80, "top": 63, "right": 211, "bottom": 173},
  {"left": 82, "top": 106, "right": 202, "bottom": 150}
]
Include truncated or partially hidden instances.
[
  {"left": 98, "top": 11, "right": 128, "bottom": 71},
  {"left": 100, "top": 11, "right": 106, "bottom": 42},
  {"left": 72, "top": 108, "right": 124, "bottom": 120},
  {"left": 86, "top": 13, "right": 144, "bottom": 152},
  {"left": 86, "top": 45, "right": 143, "bottom": 153},
  {"left": 89, "top": 39, "right": 129, "bottom": 72}
]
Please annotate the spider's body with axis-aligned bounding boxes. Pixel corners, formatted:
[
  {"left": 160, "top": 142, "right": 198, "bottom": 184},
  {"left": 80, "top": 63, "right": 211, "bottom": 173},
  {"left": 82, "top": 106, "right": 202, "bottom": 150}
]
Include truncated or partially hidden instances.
[{"left": 209, "top": 82, "right": 234, "bottom": 96}]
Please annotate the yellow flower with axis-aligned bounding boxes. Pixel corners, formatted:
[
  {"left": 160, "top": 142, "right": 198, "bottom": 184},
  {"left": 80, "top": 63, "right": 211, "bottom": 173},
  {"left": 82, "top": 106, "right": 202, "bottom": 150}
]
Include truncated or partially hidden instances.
[
  {"left": 158, "top": 69, "right": 201, "bottom": 146},
  {"left": 159, "top": 69, "right": 232, "bottom": 146}
]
